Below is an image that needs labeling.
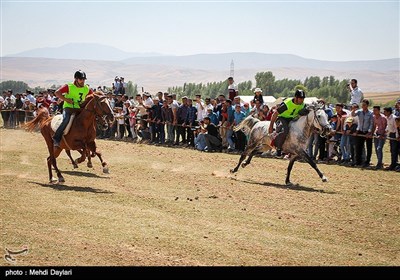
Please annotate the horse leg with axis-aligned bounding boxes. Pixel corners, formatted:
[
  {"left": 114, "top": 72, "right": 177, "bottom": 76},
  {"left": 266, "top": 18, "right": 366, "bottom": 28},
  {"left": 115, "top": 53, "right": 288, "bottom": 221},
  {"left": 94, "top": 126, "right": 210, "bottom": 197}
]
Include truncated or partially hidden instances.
[
  {"left": 88, "top": 141, "right": 108, "bottom": 173},
  {"left": 86, "top": 149, "right": 93, "bottom": 168},
  {"left": 51, "top": 148, "right": 65, "bottom": 183},
  {"left": 240, "top": 142, "right": 260, "bottom": 168},
  {"left": 302, "top": 151, "right": 328, "bottom": 182},
  {"left": 65, "top": 150, "right": 78, "bottom": 168},
  {"left": 242, "top": 147, "right": 260, "bottom": 168},
  {"left": 47, "top": 156, "right": 57, "bottom": 183},
  {"left": 285, "top": 155, "right": 299, "bottom": 186},
  {"left": 230, "top": 153, "right": 247, "bottom": 173}
]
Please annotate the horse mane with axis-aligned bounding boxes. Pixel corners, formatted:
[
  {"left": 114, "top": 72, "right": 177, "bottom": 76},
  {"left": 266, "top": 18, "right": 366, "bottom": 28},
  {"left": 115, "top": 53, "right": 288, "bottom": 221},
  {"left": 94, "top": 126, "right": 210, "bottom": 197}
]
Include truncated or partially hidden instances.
[
  {"left": 233, "top": 114, "right": 260, "bottom": 134},
  {"left": 24, "top": 108, "right": 51, "bottom": 132}
]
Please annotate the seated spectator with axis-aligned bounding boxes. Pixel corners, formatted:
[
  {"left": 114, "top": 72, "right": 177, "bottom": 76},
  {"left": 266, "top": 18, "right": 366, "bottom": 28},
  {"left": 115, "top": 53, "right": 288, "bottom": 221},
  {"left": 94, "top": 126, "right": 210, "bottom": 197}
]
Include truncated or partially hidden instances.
[
  {"left": 194, "top": 126, "right": 207, "bottom": 151},
  {"left": 203, "top": 116, "right": 222, "bottom": 152}
]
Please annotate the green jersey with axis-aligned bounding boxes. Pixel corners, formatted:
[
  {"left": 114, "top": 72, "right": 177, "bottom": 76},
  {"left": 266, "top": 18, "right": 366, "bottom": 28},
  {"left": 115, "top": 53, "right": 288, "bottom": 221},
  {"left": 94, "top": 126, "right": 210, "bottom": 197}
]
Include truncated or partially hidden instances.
[
  {"left": 277, "top": 98, "right": 305, "bottom": 119},
  {"left": 63, "top": 83, "right": 90, "bottom": 109}
]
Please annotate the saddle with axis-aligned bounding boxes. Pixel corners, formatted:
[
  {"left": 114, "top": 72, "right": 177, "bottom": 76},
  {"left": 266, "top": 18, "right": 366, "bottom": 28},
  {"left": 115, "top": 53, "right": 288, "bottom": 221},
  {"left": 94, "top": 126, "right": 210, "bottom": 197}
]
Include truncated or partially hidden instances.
[{"left": 50, "top": 114, "right": 75, "bottom": 135}]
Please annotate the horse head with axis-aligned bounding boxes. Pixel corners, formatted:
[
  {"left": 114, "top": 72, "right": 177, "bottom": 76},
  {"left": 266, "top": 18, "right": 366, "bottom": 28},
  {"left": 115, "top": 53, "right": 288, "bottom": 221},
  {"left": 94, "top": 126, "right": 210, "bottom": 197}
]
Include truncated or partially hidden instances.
[
  {"left": 87, "top": 93, "right": 115, "bottom": 124},
  {"left": 306, "top": 102, "right": 332, "bottom": 137}
]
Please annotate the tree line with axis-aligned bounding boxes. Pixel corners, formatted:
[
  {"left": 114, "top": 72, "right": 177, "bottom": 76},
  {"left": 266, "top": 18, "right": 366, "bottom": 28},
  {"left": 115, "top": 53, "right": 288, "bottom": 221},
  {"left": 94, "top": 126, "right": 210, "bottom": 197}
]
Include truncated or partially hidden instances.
[{"left": 167, "top": 71, "right": 351, "bottom": 103}]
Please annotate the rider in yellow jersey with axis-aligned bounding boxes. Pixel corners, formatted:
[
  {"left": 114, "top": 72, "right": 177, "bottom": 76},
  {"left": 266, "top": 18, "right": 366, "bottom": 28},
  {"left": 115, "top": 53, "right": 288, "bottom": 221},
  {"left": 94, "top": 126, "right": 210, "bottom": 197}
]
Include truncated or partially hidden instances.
[
  {"left": 268, "top": 89, "right": 308, "bottom": 156},
  {"left": 53, "top": 70, "right": 93, "bottom": 147}
]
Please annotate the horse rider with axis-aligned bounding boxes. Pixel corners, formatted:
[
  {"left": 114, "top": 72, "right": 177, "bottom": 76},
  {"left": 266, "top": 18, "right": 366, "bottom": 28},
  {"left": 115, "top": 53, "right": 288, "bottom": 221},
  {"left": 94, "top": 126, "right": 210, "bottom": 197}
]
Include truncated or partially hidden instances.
[
  {"left": 53, "top": 70, "right": 93, "bottom": 147},
  {"left": 268, "top": 89, "right": 308, "bottom": 157}
]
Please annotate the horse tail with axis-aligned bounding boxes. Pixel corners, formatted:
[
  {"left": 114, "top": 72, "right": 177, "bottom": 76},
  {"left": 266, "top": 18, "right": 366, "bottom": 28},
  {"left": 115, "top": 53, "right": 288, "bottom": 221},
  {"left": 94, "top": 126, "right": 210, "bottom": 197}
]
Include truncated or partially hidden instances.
[{"left": 24, "top": 108, "right": 50, "bottom": 132}]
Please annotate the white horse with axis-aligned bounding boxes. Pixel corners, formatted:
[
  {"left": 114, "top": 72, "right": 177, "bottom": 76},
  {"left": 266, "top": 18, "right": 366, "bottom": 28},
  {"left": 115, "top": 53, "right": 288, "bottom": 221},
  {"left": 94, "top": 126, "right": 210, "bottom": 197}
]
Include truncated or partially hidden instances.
[{"left": 230, "top": 103, "right": 332, "bottom": 185}]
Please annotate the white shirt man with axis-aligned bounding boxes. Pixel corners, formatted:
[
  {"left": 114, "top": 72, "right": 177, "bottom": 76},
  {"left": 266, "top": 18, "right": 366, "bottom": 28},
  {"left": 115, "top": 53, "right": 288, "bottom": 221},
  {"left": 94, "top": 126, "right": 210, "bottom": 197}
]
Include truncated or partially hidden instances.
[
  {"left": 143, "top": 94, "right": 154, "bottom": 108},
  {"left": 195, "top": 97, "right": 205, "bottom": 122},
  {"left": 349, "top": 79, "right": 364, "bottom": 105}
]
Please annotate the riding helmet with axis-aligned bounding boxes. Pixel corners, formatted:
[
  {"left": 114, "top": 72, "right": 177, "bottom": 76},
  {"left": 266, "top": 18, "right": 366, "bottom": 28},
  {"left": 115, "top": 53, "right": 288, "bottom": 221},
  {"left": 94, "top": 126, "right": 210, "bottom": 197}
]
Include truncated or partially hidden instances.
[
  {"left": 74, "top": 70, "right": 87, "bottom": 80},
  {"left": 295, "top": 89, "right": 305, "bottom": 98}
]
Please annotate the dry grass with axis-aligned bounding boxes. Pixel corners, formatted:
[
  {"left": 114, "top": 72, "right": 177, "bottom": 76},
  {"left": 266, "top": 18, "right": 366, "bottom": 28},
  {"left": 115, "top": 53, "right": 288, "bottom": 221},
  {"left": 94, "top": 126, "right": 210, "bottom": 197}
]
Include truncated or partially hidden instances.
[
  {"left": 1, "top": 129, "right": 399, "bottom": 266},
  {"left": 364, "top": 91, "right": 400, "bottom": 104}
]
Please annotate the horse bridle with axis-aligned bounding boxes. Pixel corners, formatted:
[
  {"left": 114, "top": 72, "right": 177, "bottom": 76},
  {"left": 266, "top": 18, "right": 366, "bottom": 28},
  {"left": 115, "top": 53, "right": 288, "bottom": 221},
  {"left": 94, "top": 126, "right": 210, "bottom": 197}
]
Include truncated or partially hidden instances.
[
  {"left": 312, "top": 107, "right": 330, "bottom": 136},
  {"left": 84, "top": 95, "right": 112, "bottom": 117}
]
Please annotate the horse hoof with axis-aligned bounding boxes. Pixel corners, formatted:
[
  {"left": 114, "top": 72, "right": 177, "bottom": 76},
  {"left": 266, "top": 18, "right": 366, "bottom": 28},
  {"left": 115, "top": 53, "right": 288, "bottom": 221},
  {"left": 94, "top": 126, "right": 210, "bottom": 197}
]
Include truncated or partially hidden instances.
[
  {"left": 103, "top": 167, "right": 109, "bottom": 174},
  {"left": 73, "top": 164, "right": 78, "bottom": 169},
  {"left": 322, "top": 176, "right": 328, "bottom": 182},
  {"left": 241, "top": 163, "right": 247, "bottom": 168},
  {"left": 87, "top": 163, "right": 93, "bottom": 168},
  {"left": 230, "top": 169, "right": 235, "bottom": 173},
  {"left": 286, "top": 181, "right": 293, "bottom": 186},
  {"left": 50, "top": 178, "right": 58, "bottom": 184},
  {"left": 58, "top": 177, "right": 65, "bottom": 183}
]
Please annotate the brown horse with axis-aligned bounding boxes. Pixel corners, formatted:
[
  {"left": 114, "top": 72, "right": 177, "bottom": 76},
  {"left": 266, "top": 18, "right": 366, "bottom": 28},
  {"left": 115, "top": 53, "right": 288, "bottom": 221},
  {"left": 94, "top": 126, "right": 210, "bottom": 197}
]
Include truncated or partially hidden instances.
[
  {"left": 25, "top": 93, "right": 114, "bottom": 183},
  {"left": 65, "top": 115, "right": 111, "bottom": 170}
]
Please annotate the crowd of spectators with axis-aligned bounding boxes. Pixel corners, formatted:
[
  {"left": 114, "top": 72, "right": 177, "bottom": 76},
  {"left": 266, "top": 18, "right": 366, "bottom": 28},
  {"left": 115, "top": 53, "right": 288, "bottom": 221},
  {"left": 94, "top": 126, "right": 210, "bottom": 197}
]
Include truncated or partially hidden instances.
[{"left": 1, "top": 77, "right": 399, "bottom": 172}]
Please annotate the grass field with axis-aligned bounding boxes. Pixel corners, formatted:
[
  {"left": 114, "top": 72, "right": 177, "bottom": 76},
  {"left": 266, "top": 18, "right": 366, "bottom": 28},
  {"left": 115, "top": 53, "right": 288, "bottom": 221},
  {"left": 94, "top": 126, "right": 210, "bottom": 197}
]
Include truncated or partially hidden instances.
[{"left": 0, "top": 129, "right": 399, "bottom": 266}]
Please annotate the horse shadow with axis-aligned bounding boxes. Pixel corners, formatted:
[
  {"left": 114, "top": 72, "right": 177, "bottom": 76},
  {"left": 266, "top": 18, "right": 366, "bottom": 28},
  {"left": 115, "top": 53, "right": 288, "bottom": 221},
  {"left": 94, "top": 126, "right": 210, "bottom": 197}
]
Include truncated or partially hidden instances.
[
  {"left": 62, "top": 170, "right": 110, "bottom": 179},
  {"left": 230, "top": 177, "right": 336, "bottom": 194},
  {"left": 28, "top": 181, "right": 114, "bottom": 194}
]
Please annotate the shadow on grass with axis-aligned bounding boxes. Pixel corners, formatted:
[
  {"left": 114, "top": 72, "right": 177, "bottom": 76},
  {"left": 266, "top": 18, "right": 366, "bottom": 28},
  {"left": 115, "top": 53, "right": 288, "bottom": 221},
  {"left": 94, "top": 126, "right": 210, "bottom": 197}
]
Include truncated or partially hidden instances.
[
  {"left": 230, "top": 177, "right": 336, "bottom": 194},
  {"left": 28, "top": 181, "right": 114, "bottom": 194}
]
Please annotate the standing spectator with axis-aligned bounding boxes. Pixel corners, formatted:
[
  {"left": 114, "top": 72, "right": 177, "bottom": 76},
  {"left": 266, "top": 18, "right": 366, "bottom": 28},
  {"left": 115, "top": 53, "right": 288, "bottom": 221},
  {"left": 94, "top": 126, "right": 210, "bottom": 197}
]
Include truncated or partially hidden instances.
[
  {"left": 253, "top": 88, "right": 264, "bottom": 104},
  {"left": 394, "top": 99, "right": 400, "bottom": 117},
  {"left": 167, "top": 94, "right": 179, "bottom": 144},
  {"left": 233, "top": 104, "right": 247, "bottom": 151},
  {"left": 113, "top": 76, "right": 121, "bottom": 95},
  {"left": 162, "top": 99, "right": 174, "bottom": 144},
  {"left": 219, "top": 101, "right": 229, "bottom": 148},
  {"left": 227, "top": 77, "right": 238, "bottom": 101},
  {"left": 352, "top": 99, "right": 373, "bottom": 167},
  {"left": 157, "top": 92, "right": 164, "bottom": 104},
  {"left": 120, "top": 77, "right": 126, "bottom": 95},
  {"left": 124, "top": 100, "right": 133, "bottom": 138},
  {"left": 176, "top": 96, "right": 189, "bottom": 145},
  {"left": 343, "top": 117, "right": 358, "bottom": 166},
  {"left": 243, "top": 103, "right": 251, "bottom": 116},
  {"left": 25, "top": 90, "right": 36, "bottom": 105},
  {"left": 185, "top": 98, "right": 197, "bottom": 147},
  {"left": 15, "top": 93, "right": 25, "bottom": 127},
  {"left": 233, "top": 96, "right": 244, "bottom": 112},
  {"left": 372, "top": 106, "right": 387, "bottom": 169},
  {"left": 226, "top": 99, "right": 235, "bottom": 152},
  {"left": 214, "top": 94, "right": 225, "bottom": 115},
  {"left": 348, "top": 79, "right": 364, "bottom": 106},
  {"left": 384, "top": 107, "right": 399, "bottom": 170},
  {"left": 194, "top": 94, "right": 205, "bottom": 123},
  {"left": 115, "top": 107, "right": 125, "bottom": 139},
  {"left": 250, "top": 99, "right": 263, "bottom": 118},
  {"left": 149, "top": 97, "right": 161, "bottom": 143},
  {"left": 206, "top": 107, "right": 219, "bottom": 126},
  {"left": 327, "top": 115, "right": 340, "bottom": 160},
  {"left": 336, "top": 103, "right": 349, "bottom": 163}
]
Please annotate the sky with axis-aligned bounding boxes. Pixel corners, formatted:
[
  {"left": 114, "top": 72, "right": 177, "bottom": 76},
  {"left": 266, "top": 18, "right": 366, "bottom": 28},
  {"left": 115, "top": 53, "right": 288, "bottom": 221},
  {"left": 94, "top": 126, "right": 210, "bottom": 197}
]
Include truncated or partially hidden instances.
[{"left": 1, "top": 0, "right": 399, "bottom": 61}]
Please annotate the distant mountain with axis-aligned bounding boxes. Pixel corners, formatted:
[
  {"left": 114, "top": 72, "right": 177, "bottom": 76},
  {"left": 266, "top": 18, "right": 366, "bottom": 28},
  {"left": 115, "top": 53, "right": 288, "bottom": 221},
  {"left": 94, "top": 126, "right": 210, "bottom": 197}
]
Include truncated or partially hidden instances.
[
  {"left": 2, "top": 57, "right": 399, "bottom": 93},
  {"left": 6, "top": 43, "right": 399, "bottom": 73},
  {"left": 6, "top": 43, "right": 163, "bottom": 61},
  {"left": 123, "top": 52, "right": 400, "bottom": 72}
]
